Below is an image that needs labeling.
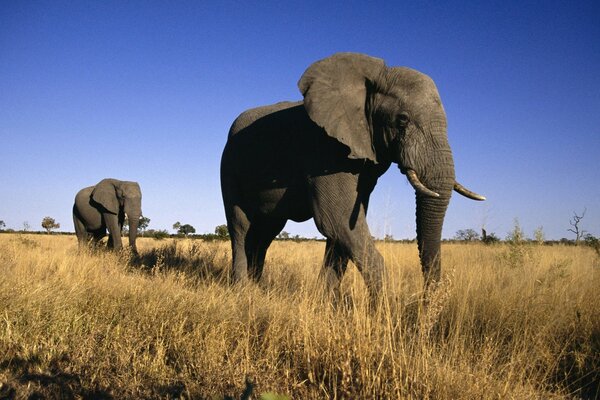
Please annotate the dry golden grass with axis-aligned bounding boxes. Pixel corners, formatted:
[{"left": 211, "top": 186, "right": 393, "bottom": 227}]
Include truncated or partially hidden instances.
[{"left": 0, "top": 233, "right": 598, "bottom": 399}]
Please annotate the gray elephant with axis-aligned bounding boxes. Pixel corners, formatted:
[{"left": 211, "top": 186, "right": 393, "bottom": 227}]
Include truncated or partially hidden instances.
[
  {"left": 220, "top": 53, "right": 484, "bottom": 297},
  {"left": 73, "top": 178, "right": 142, "bottom": 253}
]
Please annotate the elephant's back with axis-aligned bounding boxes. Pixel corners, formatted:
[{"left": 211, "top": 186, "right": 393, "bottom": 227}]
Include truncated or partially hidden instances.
[
  {"left": 222, "top": 101, "right": 317, "bottom": 189},
  {"left": 73, "top": 186, "right": 104, "bottom": 229},
  {"left": 74, "top": 186, "right": 95, "bottom": 211},
  {"left": 228, "top": 101, "right": 304, "bottom": 138}
]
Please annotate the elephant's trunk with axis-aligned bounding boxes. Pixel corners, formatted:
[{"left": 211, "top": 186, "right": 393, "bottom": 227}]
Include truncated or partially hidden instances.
[
  {"left": 127, "top": 215, "right": 139, "bottom": 253},
  {"left": 415, "top": 191, "right": 451, "bottom": 286},
  {"left": 125, "top": 211, "right": 140, "bottom": 253},
  {"left": 411, "top": 140, "right": 454, "bottom": 287},
  {"left": 123, "top": 196, "right": 141, "bottom": 254}
]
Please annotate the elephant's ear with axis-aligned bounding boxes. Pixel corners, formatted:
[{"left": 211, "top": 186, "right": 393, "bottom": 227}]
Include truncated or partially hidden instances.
[
  {"left": 298, "top": 53, "right": 386, "bottom": 162},
  {"left": 91, "top": 179, "right": 119, "bottom": 214}
]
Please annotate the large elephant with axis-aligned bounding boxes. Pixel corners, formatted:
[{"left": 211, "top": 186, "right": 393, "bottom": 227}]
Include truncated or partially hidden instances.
[
  {"left": 220, "top": 53, "right": 484, "bottom": 296},
  {"left": 73, "top": 178, "right": 142, "bottom": 253}
]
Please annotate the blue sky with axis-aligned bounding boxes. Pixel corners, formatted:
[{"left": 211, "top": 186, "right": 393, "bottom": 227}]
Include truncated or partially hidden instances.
[{"left": 1, "top": 1, "right": 599, "bottom": 240}]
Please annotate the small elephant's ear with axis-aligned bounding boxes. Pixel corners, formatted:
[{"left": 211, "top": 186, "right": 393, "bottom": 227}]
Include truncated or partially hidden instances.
[
  {"left": 91, "top": 179, "right": 119, "bottom": 214},
  {"left": 298, "top": 52, "right": 386, "bottom": 162}
]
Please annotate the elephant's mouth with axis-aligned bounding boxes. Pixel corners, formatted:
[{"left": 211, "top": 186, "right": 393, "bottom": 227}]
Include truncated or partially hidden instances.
[{"left": 400, "top": 166, "right": 486, "bottom": 201}]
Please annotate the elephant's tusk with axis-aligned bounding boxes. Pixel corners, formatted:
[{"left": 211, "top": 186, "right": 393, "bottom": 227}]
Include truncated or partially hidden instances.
[
  {"left": 406, "top": 169, "right": 440, "bottom": 198},
  {"left": 454, "top": 182, "right": 486, "bottom": 201}
]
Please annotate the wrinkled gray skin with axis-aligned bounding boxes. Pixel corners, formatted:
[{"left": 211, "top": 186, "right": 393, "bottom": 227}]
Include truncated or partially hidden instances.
[
  {"left": 73, "top": 178, "right": 142, "bottom": 253},
  {"left": 221, "top": 53, "right": 483, "bottom": 297}
]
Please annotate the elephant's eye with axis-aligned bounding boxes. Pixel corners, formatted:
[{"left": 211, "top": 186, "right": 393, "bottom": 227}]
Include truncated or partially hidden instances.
[{"left": 397, "top": 112, "right": 410, "bottom": 127}]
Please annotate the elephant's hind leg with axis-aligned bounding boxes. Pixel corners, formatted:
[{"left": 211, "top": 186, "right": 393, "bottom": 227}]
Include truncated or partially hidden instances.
[
  {"left": 228, "top": 205, "right": 252, "bottom": 283},
  {"left": 74, "top": 226, "right": 91, "bottom": 248},
  {"left": 92, "top": 230, "right": 106, "bottom": 248},
  {"left": 73, "top": 208, "right": 91, "bottom": 248},
  {"left": 245, "top": 217, "right": 287, "bottom": 281}
]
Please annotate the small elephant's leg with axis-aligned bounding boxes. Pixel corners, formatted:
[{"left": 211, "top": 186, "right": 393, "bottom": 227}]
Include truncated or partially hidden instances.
[
  {"left": 104, "top": 213, "right": 123, "bottom": 250},
  {"left": 318, "top": 238, "right": 349, "bottom": 300},
  {"left": 245, "top": 218, "right": 287, "bottom": 281},
  {"left": 92, "top": 231, "right": 106, "bottom": 248},
  {"left": 73, "top": 213, "right": 91, "bottom": 248},
  {"left": 228, "top": 205, "right": 251, "bottom": 283}
]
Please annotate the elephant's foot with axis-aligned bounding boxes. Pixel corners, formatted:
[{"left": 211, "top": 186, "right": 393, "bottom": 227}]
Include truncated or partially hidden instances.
[{"left": 317, "top": 267, "right": 343, "bottom": 304}]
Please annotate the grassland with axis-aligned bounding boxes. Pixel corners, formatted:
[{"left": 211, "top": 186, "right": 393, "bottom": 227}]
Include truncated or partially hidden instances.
[{"left": 0, "top": 233, "right": 598, "bottom": 399}]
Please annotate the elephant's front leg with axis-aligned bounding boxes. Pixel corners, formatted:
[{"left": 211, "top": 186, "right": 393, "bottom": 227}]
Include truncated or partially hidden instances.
[
  {"left": 309, "top": 172, "right": 385, "bottom": 301},
  {"left": 104, "top": 213, "right": 123, "bottom": 250}
]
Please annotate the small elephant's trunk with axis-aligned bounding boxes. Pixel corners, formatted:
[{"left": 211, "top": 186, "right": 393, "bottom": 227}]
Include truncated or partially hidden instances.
[{"left": 127, "top": 214, "right": 140, "bottom": 253}]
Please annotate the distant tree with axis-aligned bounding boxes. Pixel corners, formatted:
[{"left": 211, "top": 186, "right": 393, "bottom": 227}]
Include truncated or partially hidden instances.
[
  {"left": 568, "top": 208, "right": 587, "bottom": 244},
  {"left": 583, "top": 233, "right": 598, "bottom": 244},
  {"left": 454, "top": 228, "right": 480, "bottom": 241},
  {"left": 139, "top": 216, "right": 150, "bottom": 232},
  {"left": 559, "top": 238, "right": 574, "bottom": 245},
  {"left": 583, "top": 234, "right": 600, "bottom": 256},
  {"left": 384, "top": 233, "right": 394, "bottom": 242},
  {"left": 215, "top": 224, "right": 229, "bottom": 239},
  {"left": 277, "top": 231, "right": 290, "bottom": 240},
  {"left": 506, "top": 219, "right": 526, "bottom": 243},
  {"left": 41, "top": 217, "right": 60, "bottom": 234},
  {"left": 22, "top": 221, "right": 30, "bottom": 232},
  {"left": 123, "top": 216, "right": 150, "bottom": 235},
  {"left": 0, "top": 220, "right": 5, "bottom": 231},
  {"left": 173, "top": 221, "right": 181, "bottom": 233},
  {"left": 145, "top": 229, "right": 170, "bottom": 240},
  {"left": 178, "top": 224, "right": 196, "bottom": 236},
  {"left": 482, "top": 232, "right": 500, "bottom": 244},
  {"left": 533, "top": 226, "right": 545, "bottom": 245}
]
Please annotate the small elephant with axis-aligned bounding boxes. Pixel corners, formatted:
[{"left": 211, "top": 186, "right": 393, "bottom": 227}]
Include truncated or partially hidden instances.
[
  {"left": 221, "top": 53, "right": 484, "bottom": 297},
  {"left": 73, "top": 178, "right": 142, "bottom": 253}
]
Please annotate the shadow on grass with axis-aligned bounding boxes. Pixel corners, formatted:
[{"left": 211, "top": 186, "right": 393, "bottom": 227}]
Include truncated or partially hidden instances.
[
  {"left": 129, "top": 241, "right": 230, "bottom": 284},
  {"left": 0, "top": 354, "right": 193, "bottom": 399},
  {"left": 0, "top": 355, "right": 113, "bottom": 399}
]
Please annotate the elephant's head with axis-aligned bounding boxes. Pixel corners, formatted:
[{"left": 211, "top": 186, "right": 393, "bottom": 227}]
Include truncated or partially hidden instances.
[
  {"left": 299, "top": 53, "right": 484, "bottom": 285},
  {"left": 91, "top": 178, "right": 142, "bottom": 251}
]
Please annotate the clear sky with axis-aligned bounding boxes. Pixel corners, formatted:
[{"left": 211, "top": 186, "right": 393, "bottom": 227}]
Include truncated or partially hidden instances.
[{"left": 1, "top": 1, "right": 599, "bottom": 240}]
